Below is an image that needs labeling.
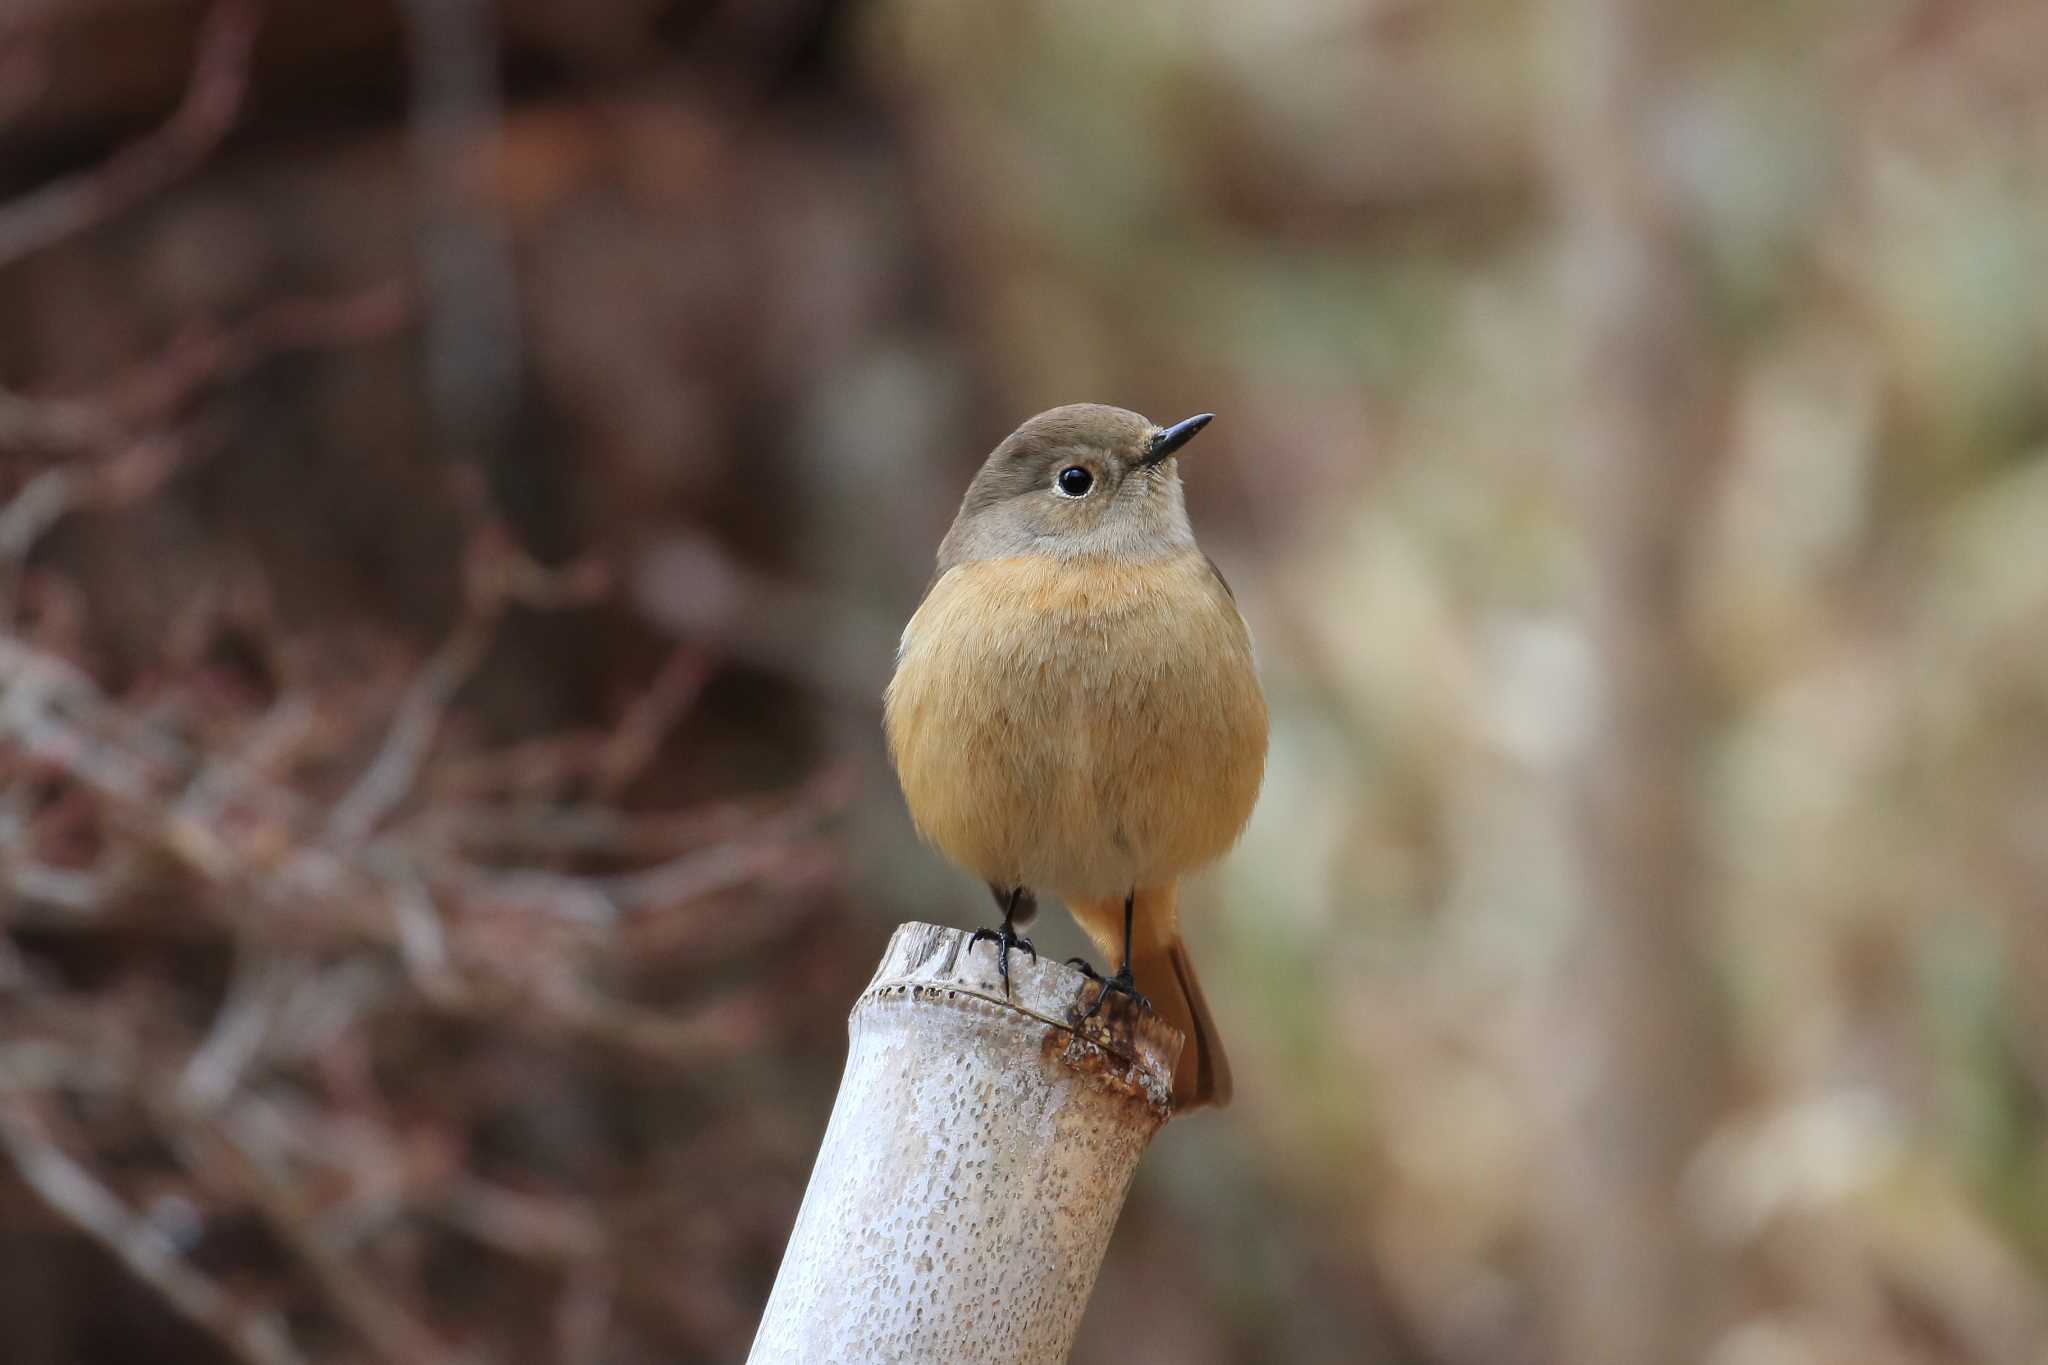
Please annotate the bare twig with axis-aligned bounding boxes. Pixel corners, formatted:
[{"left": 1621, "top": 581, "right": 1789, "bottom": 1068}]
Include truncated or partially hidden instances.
[
  {"left": 413, "top": 953, "right": 774, "bottom": 1069},
  {"left": 0, "top": 1096, "right": 308, "bottom": 1365},
  {"left": 0, "top": 0, "right": 261, "bottom": 270},
  {"left": 520, "top": 982, "right": 773, "bottom": 1069},
  {"left": 327, "top": 613, "right": 498, "bottom": 844},
  {"left": 381, "top": 856, "right": 458, "bottom": 998},
  {"left": 0, "top": 45, "right": 843, "bottom": 1346},
  {"left": 416, "top": 801, "right": 753, "bottom": 861},
  {"left": 602, "top": 830, "right": 810, "bottom": 913},
  {"left": 0, "top": 638, "right": 179, "bottom": 801},
  {"left": 179, "top": 945, "right": 308, "bottom": 1111},
  {"left": 595, "top": 644, "right": 714, "bottom": 799},
  {"left": 326, "top": 532, "right": 607, "bottom": 845},
  {"left": 0, "top": 433, "right": 195, "bottom": 611},
  {"left": 441, "top": 1176, "right": 606, "bottom": 1263},
  {"left": 161, "top": 1099, "right": 467, "bottom": 1365},
  {"left": 433, "top": 764, "right": 847, "bottom": 919},
  {"left": 96, "top": 280, "right": 413, "bottom": 440},
  {"left": 0, "top": 443, "right": 824, "bottom": 1359},
  {"left": 0, "top": 281, "right": 409, "bottom": 618},
  {"left": 0, "top": 468, "right": 80, "bottom": 556},
  {"left": 3, "top": 854, "right": 135, "bottom": 915},
  {"left": 168, "top": 695, "right": 319, "bottom": 853},
  {"left": 0, "top": 280, "right": 412, "bottom": 458},
  {"left": 0, "top": 388, "right": 119, "bottom": 455}
]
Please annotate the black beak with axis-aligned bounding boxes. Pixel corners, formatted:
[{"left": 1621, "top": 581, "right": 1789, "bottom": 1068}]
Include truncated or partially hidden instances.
[{"left": 1143, "top": 413, "right": 1214, "bottom": 466}]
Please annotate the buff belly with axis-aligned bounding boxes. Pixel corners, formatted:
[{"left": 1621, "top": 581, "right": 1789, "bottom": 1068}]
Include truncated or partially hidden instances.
[{"left": 884, "top": 552, "right": 1268, "bottom": 905}]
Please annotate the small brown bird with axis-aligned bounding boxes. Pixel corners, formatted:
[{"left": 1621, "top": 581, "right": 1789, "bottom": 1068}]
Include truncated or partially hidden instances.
[{"left": 883, "top": 404, "right": 1268, "bottom": 1111}]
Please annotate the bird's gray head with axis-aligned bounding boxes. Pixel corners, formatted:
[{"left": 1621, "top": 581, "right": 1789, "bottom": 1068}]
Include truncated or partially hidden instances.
[{"left": 937, "top": 403, "right": 1214, "bottom": 568}]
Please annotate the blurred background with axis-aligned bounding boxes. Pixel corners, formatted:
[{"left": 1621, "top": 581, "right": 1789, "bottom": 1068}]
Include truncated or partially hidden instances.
[{"left": 2, "top": 0, "right": 2046, "bottom": 1362}]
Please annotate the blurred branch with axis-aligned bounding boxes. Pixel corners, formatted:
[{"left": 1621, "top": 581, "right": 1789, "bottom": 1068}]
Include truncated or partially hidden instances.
[
  {"left": 0, "top": 1095, "right": 308, "bottom": 1365},
  {"left": 439, "top": 1176, "right": 605, "bottom": 1263},
  {"left": 0, "top": 635, "right": 185, "bottom": 801},
  {"left": 594, "top": 645, "right": 714, "bottom": 801},
  {"left": 325, "top": 612, "right": 497, "bottom": 845},
  {"left": 178, "top": 945, "right": 308, "bottom": 1111},
  {"left": 0, "top": 280, "right": 411, "bottom": 459},
  {"left": 0, "top": 393, "right": 119, "bottom": 461},
  {"left": 93, "top": 280, "right": 413, "bottom": 439},
  {"left": 0, "top": 281, "right": 410, "bottom": 611},
  {"left": 328, "top": 526, "right": 607, "bottom": 844},
  {"left": 1545, "top": 0, "right": 1735, "bottom": 1361},
  {"left": 156, "top": 1095, "right": 465, "bottom": 1365},
  {"left": 0, "top": 0, "right": 260, "bottom": 270},
  {"left": 0, "top": 432, "right": 198, "bottom": 612},
  {"left": 1, "top": 574, "right": 836, "bottom": 1071},
  {"left": 0, "top": 26, "right": 845, "bottom": 1345},
  {"left": 632, "top": 531, "right": 900, "bottom": 703}
]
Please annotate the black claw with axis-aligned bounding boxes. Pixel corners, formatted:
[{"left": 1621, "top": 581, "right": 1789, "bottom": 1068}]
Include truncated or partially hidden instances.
[
  {"left": 1078, "top": 964, "right": 1149, "bottom": 1020},
  {"left": 969, "top": 921, "right": 1035, "bottom": 995},
  {"left": 1073, "top": 888, "right": 1149, "bottom": 1021}
]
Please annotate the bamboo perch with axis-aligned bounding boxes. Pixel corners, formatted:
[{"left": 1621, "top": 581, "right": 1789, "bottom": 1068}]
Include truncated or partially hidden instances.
[{"left": 747, "top": 920, "right": 1182, "bottom": 1365}]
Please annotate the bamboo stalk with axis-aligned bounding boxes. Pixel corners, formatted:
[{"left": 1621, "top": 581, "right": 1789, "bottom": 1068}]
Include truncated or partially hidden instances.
[{"left": 748, "top": 921, "right": 1181, "bottom": 1365}]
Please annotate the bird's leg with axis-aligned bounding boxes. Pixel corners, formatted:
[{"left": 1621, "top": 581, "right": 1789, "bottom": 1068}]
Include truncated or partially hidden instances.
[
  {"left": 968, "top": 885, "right": 1037, "bottom": 996},
  {"left": 1078, "top": 889, "right": 1149, "bottom": 1017}
]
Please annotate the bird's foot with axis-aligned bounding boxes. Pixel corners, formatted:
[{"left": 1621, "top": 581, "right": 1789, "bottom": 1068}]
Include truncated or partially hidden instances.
[
  {"left": 1068, "top": 959, "right": 1150, "bottom": 1018},
  {"left": 968, "top": 922, "right": 1036, "bottom": 995}
]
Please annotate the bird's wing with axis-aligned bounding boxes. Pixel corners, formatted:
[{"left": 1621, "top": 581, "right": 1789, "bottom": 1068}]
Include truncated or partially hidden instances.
[
  {"left": 1203, "top": 551, "right": 1235, "bottom": 601},
  {"left": 896, "top": 564, "right": 956, "bottom": 665},
  {"left": 1202, "top": 550, "right": 1262, "bottom": 674}
]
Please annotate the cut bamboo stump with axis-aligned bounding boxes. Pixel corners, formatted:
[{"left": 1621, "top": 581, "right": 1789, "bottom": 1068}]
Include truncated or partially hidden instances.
[{"left": 747, "top": 920, "right": 1182, "bottom": 1365}]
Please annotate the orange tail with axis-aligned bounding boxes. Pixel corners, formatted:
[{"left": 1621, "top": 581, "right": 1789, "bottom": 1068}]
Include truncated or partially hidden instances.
[
  {"left": 1137, "top": 936, "right": 1233, "bottom": 1112},
  {"left": 1071, "top": 885, "right": 1232, "bottom": 1112}
]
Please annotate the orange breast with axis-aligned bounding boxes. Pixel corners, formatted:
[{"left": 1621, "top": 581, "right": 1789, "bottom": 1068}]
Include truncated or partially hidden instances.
[{"left": 883, "top": 551, "right": 1267, "bottom": 902}]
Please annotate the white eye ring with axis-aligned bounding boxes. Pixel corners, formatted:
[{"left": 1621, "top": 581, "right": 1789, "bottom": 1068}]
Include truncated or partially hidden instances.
[{"left": 1053, "top": 465, "right": 1095, "bottom": 498}]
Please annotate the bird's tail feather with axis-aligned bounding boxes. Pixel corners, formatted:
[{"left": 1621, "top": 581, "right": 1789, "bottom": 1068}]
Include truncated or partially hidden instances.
[
  {"left": 1070, "top": 885, "right": 1233, "bottom": 1112},
  {"left": 1134, "top": 935, "right": 1233, "bottom": 1112}
]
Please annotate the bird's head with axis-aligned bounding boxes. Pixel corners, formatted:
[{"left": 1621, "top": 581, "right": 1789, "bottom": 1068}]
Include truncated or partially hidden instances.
[{"left": 939, "top": 404, "right": 1214, "bottom": 566}]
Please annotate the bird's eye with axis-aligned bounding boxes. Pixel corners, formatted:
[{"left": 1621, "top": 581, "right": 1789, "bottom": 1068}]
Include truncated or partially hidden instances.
[{"left": 1054, "top": 466, "right": 1094, "bottom": 498}]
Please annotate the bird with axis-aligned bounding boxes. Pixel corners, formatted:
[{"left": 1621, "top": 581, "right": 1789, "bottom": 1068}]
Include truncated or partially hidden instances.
[{"left": 883, "top": 403, "right": 1268, "bottom": 1111}]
